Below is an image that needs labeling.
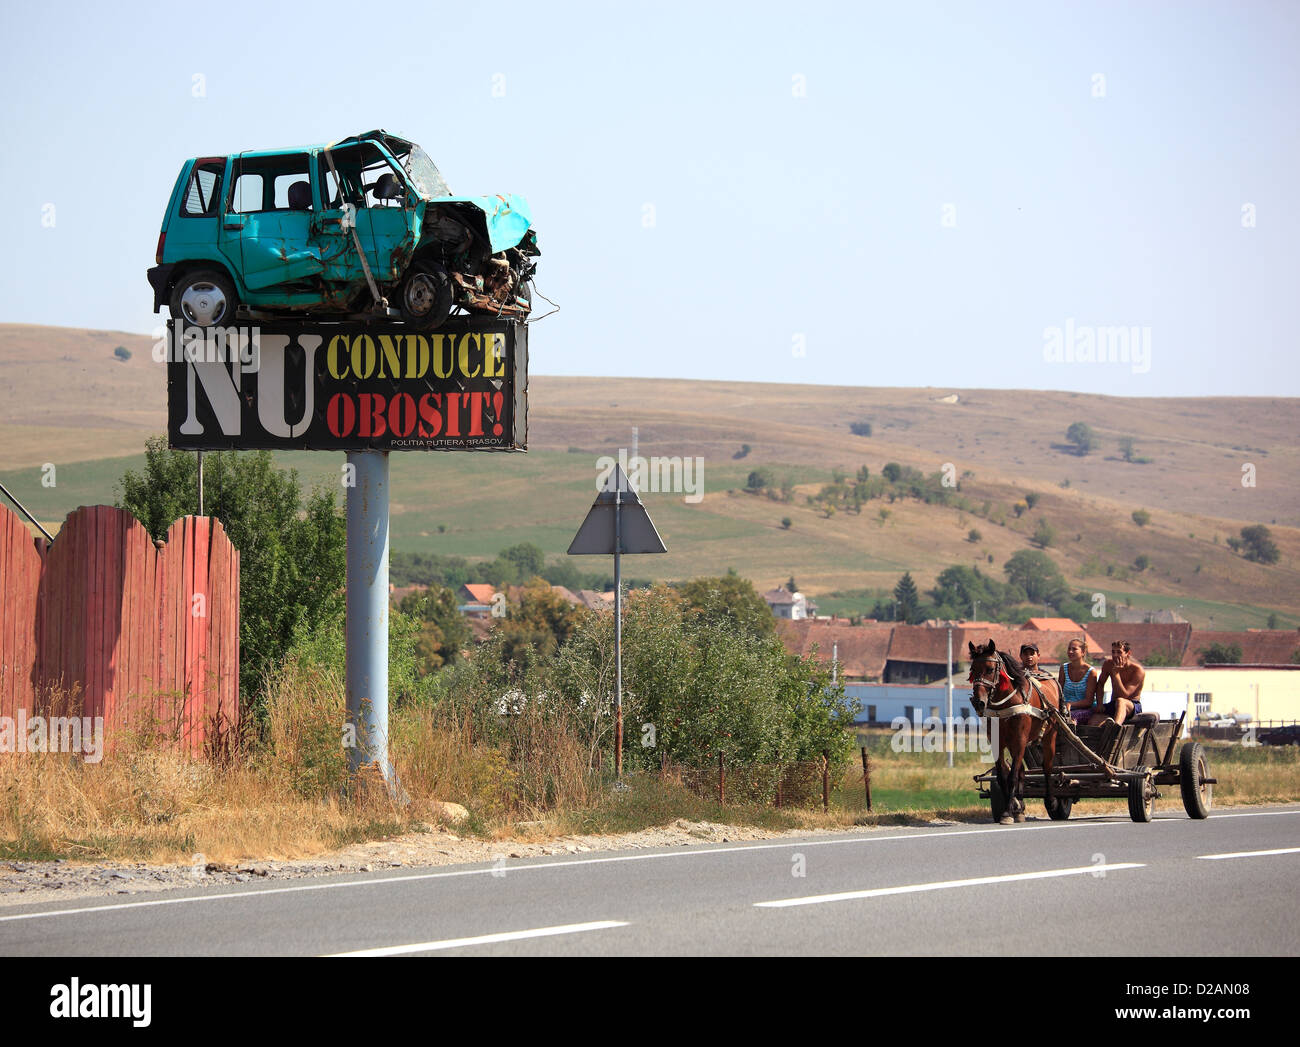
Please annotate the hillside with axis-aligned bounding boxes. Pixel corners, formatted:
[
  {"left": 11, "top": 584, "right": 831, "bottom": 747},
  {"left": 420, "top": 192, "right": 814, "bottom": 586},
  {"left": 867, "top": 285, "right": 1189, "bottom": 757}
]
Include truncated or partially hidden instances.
[{"left": 1, "top": 323, "right": 1297, "bottom": 628}]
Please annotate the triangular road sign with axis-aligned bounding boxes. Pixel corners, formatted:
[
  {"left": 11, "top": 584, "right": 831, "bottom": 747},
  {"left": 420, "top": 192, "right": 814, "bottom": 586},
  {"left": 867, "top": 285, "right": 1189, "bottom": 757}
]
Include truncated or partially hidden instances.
[{"left": 567, "top": 464, "right": 667, "bottom": 555}]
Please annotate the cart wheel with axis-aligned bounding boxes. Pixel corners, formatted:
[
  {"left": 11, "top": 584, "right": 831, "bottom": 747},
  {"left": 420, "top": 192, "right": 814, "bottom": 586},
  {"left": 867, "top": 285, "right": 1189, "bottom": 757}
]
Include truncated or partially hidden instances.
[
  {"left": 989, "top": 778, "right": 1007, "bottom": 823},
  {"left": 1179, "top": 742, "right": 1212, "bottom": 819},
  {"left": 1127, "top": 768, "right": 1154, "bottom": 823},
  {"left": 1045, "top": 794, "right": 1073, "bottom": 821}
]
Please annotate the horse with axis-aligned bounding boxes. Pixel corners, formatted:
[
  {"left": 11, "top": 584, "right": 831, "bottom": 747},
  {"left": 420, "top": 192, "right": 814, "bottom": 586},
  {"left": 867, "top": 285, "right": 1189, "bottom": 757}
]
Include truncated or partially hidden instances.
[{"left": 968, "top": 639, "right": 1063, "bottom": 825}]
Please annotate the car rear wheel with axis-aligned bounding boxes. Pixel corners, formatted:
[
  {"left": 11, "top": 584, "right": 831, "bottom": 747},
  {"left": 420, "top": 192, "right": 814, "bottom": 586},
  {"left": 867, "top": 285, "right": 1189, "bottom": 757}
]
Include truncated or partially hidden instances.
[
  {"left": 170, "top": 269, "right": 238, "bottom": 327},
  {"left": 399, "top": 262, "right": 452, "bottom": 330}
]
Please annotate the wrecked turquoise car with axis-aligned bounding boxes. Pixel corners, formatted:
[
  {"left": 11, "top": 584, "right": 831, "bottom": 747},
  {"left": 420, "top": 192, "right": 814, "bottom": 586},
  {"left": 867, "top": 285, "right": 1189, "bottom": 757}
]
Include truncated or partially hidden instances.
[{"left": 148, "top": 130, "right": 538, "bottom": 329}]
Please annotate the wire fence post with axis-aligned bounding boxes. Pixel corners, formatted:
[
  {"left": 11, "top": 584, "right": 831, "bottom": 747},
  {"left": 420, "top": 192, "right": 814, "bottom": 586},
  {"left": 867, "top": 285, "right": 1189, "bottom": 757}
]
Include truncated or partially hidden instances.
[{"left": 862, "top": 746, "right": 873, "bottom": 811}]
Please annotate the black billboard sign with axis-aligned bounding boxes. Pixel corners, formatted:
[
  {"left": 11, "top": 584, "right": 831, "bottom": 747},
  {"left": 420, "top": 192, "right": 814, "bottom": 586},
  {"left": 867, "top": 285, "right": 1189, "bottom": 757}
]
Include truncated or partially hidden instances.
[{"left": 165, "top": 317, "right": 527, "bottom": 451}]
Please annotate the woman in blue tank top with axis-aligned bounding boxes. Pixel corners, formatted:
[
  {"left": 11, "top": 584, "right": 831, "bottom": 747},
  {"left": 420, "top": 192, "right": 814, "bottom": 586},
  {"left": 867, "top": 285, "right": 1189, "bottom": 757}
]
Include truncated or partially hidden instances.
[{"left": 1058, "top": 637, "right": 1098, "bottom": 724}]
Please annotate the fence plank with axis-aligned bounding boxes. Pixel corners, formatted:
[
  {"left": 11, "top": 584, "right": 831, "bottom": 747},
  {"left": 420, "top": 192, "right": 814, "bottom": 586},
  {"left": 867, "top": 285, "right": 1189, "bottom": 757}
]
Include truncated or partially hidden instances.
[{"left": 0, "top": 504, "right": 239, "bottom": 756}]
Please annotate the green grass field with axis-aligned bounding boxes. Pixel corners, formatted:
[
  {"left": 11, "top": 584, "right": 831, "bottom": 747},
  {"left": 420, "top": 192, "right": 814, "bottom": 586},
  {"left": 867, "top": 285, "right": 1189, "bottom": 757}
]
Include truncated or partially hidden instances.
[{"left": 4, "top": 448, "right": 1296, "bottom": 633}]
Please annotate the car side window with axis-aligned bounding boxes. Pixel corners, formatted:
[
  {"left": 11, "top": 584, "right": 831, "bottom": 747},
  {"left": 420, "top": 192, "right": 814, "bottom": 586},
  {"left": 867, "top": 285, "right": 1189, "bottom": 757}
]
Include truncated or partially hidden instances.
[
  {"left": 230, "top": 173, "right": 264, "bottom": 214},
  {"left": 181, "top": 162, "right": 224, "bottom": 218},
  {"left": 319, "top": 143, "right": 403, "bottom": 210},
  {"left": 228, "top": 154, "right": 313, "bottom": 213}
]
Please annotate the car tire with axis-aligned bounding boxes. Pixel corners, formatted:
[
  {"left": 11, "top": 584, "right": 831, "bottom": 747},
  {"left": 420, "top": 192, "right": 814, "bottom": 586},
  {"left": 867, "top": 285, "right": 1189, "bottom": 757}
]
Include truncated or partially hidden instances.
[
  {"left": 1179, "top": 742, "right": 1212, "bottom": 819},
  {"left": 399, "top": 262, "right": 452, "bottom": 330},
  {"left": 169, "top": 269, "right": 238, "bottom": 327}
]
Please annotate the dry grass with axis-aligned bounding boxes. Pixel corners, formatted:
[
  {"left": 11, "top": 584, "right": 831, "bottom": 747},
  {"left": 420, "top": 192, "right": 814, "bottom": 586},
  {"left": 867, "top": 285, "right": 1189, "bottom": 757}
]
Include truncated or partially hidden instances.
[{"left": 3, "top": 674, "right": 1297, "bottom": 865}]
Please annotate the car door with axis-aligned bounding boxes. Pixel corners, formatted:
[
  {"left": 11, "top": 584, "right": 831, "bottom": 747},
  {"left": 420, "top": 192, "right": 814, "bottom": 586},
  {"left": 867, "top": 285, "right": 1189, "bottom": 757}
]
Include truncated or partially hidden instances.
[{"left": 228, "top": 152, "right": 324, "bottom": 292}]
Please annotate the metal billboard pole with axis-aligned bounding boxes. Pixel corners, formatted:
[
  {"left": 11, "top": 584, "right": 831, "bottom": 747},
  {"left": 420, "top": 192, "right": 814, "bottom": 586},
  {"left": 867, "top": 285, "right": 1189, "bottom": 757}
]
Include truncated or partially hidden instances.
[{"left": 346, "top": 449, "right": 391, "bottom": 782}]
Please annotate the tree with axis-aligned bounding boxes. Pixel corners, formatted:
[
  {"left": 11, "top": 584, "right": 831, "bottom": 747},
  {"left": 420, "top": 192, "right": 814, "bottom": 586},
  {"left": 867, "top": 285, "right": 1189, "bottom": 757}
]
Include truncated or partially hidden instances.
[
  {"left": 781, "top": 517, "right": 792, "bottom": 530},
  {"left": 1132, "top": 509, "right": 1151, "bottom": 527},
  {"left": 1133, "top": 554, "right": 1150, "bottom": 572},
  {"left": 1024, "top": 492, "right": 1040, "bottom": 510},
  {"left": 118, "top": 437, "right": 345, "bottom": 723},
  {"left": 1118, "top": 435, "right": 1136, "bottom": 462},
  {"left": 677, "top": 575, "right": 775, "bottom": 640},
  {"left": 849, "top": 421, "right": 872, "bottom": 437},
  {"left": 496, "top": 579, "right": 588, "bottom": 670},
  {"left": 1065, "top": 422, "right": 1097, "bottom": 455},
  {"left": 746, "top": 468, "right": 775, "bottom": 493},
  {"left": 1032, "top": 519, "right": 1056, "bottom": 548},
  {"left": 967, "top": 528, "right": 982, "bottom": 543},
  {"left": 1003, "top": 549, "right": 1067, "bottom": 605},
  {"left": 1238, "top": 525, "right": 1280, "bottom": 565},
  {"left": 882, "top": 462, "right": 902, "bottom": 483},
  {"left": 893, "top": 572, "right": 920, "bottom": 623},
  {"left": 498, "top": 542, "right": 547, "bottom": 581},
  {"left": 113, "top": 346, "right": 131, "bottom": 361},
  {"left": 1197, "top": 642, "right": 1243, "bottom": 665},
  {"left": 399, "top": 585, "right": 471, "bottom": 672}
]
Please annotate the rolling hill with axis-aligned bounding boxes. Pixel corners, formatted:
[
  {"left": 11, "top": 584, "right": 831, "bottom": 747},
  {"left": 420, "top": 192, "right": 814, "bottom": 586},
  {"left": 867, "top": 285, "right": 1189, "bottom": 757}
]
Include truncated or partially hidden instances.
[{"left": 1, "top": 323, "right": 1297, "bottom": 629}]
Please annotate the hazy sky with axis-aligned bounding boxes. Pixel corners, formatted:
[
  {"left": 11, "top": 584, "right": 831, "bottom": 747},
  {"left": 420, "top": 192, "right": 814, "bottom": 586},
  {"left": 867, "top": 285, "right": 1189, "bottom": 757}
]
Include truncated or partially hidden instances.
[{"left": 1, "top": 0, "right": 1296, "bottom": 396}]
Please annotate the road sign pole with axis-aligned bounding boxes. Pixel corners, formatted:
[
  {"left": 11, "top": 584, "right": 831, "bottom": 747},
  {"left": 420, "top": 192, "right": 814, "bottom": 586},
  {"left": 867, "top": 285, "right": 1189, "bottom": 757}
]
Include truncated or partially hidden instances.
[
  {"left": 614, "top": 480, "right": 623, "bottom": 778},
  {"left": 346, "top": 449, "right": 390, "bottom": 782}
]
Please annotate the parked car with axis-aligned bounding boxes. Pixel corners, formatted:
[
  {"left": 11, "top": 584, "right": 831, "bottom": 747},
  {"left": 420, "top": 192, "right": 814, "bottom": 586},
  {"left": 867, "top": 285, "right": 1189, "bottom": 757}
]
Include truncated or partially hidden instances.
[
  {"left": 148, "top": 130, "right": 539, "bottom": 329},
  {"left": 1258, "top": 724, "right": 1300, "bottom": 746}
]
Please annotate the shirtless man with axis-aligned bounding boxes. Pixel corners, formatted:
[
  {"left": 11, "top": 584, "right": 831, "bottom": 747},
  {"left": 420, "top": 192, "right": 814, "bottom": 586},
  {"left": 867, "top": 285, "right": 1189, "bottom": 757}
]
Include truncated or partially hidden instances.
[{"left": 1088, "top": 640, "right": 1145, "bottom": 725}]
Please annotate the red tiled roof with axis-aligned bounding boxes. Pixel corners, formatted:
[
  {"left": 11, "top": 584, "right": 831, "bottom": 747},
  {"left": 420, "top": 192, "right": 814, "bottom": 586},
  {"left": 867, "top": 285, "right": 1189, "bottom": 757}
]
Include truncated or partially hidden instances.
[
  {"left": 1180, "top": 629, "right": 1300, "bottom": 667},
  {"left": 461, "top": 583, "right": 496, "bottom": 604},
  {"left": 1086, "top": 622, "right": 1193, "bottom": 665},
  {"left": 889, "top": 625, "right": 1104, "bottom": 665},
  {"left": 1023, "top": 617, "right": 1084, "bottom": 632},
  {"left": 777, "top": 620, "right": 893, "bottom": 680}
]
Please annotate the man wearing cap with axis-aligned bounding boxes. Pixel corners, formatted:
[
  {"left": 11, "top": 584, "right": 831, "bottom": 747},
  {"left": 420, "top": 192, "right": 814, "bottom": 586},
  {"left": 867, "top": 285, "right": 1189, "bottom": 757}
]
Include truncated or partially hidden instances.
[{"left": 1019, "top": 643, "right": 1054, "bottom": 681}]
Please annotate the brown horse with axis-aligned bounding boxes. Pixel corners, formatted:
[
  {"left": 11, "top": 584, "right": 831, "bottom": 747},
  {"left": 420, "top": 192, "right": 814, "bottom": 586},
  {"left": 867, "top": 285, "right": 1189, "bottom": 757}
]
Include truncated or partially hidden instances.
[{"left": 969, "top": 639, "right": 1062, "bottom": 824}]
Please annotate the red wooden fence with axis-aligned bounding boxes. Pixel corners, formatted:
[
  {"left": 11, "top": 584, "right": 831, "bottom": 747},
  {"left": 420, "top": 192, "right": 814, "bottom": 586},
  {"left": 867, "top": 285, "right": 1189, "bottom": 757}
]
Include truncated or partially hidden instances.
[{"left": 0, "top": 504, "right": 239, "bottom": 756}]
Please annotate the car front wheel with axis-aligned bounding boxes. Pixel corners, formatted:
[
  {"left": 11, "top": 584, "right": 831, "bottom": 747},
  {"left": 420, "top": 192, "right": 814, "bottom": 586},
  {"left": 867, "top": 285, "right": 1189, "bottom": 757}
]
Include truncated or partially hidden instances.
[
  {"left": 170, "top": 270, "right": 238, "bottom": 327},
  {"left": 399, "top": 263, "right": 452, "bottom": 330}
]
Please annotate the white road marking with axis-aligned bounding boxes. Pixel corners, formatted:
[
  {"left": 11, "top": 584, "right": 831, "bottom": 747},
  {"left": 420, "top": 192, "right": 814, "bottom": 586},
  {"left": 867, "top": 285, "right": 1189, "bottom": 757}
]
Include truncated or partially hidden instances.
[
  {"left": 325, "top": 920, "right": 628, "bottom": 956},
  {"left": 1197, "top": 847, "right": 1300, "bottom": 861},
  {"left": 1, "top": 806, "right": 1295, "bottom": 924},
  {"left": 754, "top": 863, "right": 1146, "bottom": 908}
]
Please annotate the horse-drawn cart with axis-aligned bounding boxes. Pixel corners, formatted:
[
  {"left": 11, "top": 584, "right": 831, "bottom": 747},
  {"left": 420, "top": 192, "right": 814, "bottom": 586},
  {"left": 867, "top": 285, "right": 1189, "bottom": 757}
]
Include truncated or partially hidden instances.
[{"left": 974, "top": 710, "right": 1216, "bottom": 822}]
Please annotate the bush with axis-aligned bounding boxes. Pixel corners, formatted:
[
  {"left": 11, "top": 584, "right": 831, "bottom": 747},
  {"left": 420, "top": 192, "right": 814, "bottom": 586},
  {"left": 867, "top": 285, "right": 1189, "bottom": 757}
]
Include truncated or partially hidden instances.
[
  {"left": 1065, "top": 422, "right": 1097, "bottom": 455},
  {"left": 967, "top": 528, "right": 982, "bottom": 543},
  {"left": 781, "top": 517, "right": 792, "bottom": 530},
  {"left": 1132, "top": 509, "right": 1151, "bottom": 527},
  {"left": 849, "top": 421, "right": 872, "bottom": 437},
  {"left": 113, "top": 345, "right": 131, "bottom": 361},
  {"left": 1239, "top": 525, "right": 1280, "bottom": 565},
  {"left": 1032, "top": 519, "right": 1056, "bottom": 548}
]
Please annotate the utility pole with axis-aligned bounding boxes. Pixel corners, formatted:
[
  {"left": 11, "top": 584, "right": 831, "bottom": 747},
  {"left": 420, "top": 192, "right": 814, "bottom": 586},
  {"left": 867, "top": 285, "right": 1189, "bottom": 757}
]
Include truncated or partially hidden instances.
[{"left": 946, "top": 625, "right": 954, "bottom": 767}]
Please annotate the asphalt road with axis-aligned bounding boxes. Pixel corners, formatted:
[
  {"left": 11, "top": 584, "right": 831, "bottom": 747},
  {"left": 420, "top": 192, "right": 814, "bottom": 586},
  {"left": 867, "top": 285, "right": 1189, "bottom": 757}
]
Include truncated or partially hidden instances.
[{"left": 3, "top": 806, "right": 1298, "bottom": 956}]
